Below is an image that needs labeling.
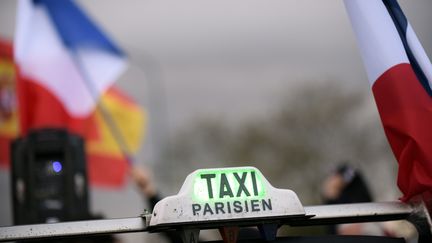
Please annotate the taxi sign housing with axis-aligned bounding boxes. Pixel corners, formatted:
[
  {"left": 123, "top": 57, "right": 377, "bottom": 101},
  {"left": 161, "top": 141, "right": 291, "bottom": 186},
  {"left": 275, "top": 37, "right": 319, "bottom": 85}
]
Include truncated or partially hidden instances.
[{"left": 149, "top": 166, "right": 306, "bottom": 227}]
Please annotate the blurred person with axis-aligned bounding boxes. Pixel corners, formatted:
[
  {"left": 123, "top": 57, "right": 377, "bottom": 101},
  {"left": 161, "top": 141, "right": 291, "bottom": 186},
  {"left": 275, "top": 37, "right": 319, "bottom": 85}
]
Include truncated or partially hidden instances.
[
  {"left": 321, "top": 164, "right": 384, "bottom": 236},
  {"left": 321, "top": 164, "right": 417, "bottom": 242},
  {"left": 130, "top": 165, "right": 159, "bottom": 207},
  {"left": 130, "top": 166, "right": 183, "bottom": 243},
  {"left": 322, "top": 164, "right": 372, "bottom": 205}
]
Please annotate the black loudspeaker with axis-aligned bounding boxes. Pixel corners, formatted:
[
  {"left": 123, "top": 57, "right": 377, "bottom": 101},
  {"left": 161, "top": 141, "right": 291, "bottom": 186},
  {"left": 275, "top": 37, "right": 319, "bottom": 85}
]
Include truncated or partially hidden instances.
[{"left": 11, "top": 129, "right": 89, "bottom": 225}]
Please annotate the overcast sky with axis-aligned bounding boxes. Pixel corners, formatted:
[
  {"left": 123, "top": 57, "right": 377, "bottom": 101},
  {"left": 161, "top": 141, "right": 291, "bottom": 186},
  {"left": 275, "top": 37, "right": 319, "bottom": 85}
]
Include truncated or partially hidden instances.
[
  {"left": 0, "top": 1, "right": 431, "bottom": 242},
  {"left": 1, "top": 0, "right": 431, "bottom": 128}
]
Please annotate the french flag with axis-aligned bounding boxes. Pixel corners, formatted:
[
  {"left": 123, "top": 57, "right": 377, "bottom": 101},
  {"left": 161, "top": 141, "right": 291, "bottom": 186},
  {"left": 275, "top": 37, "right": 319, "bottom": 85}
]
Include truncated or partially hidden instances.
[
  {"left": 344, "top": 0, "right": 432, "bottom": 201},
  {"left": 14, "top": 0, "right": 127, "bottom": 138}
]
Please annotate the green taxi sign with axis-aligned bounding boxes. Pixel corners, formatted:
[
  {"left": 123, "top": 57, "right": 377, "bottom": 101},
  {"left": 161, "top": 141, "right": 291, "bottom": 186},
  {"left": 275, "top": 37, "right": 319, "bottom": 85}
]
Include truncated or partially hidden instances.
[
  {"left": 150, "top": 166, "right": 305, "bottom": 227},
  {"left": 193, "top": 167, "right": 266, "bottom": 202},
  {"left": 192, "top": 168, "right": 270, "bottom": 217}
]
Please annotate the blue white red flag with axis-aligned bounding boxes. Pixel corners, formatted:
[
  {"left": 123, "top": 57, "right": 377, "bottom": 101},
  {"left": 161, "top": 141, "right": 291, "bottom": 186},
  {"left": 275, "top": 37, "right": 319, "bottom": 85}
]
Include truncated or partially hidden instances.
[
  {"left": 14, "top": 0, "right": 127, "bottom": 136},
  {"left": 344, "top": 0, "right": 432, "bottom": 201},
  {"left": 13, "top": 0, "right": 132, "bottom": 186}
]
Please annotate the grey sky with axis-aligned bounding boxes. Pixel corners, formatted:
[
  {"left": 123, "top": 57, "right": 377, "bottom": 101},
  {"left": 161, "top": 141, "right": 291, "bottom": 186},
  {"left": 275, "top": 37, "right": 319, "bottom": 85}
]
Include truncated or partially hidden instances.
[
  {"left": 0, "top": 1, "right": 431, "bottom": 242},
  {"left": 0, "top": 0, "right": 431, "bottom": 128}
]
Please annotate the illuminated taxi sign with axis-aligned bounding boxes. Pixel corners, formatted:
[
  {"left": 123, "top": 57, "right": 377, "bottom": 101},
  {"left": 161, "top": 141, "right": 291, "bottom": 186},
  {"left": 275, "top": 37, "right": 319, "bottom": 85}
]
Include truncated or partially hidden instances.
[
  {"left": 192, "top": 168, "right": 268, "bottom": 216},
  {"left": 193, "top": 168, "right": 265, "bottom": 201},
  {"left": 150, "top": 167, "right": 305, "bottom": 227}
]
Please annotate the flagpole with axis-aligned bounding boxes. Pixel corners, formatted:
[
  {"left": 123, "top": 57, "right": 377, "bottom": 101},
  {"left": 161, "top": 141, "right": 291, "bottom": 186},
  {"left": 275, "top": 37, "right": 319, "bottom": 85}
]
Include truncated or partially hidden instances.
[
  {"left": 127, "top": 50, "right": 173, "bottom": 189},
  {"left": 70, "top": 52, "right": 134, "bottom": 165},
  {"left": 128, "top": 56, "right": 169, "bottom": 158}
]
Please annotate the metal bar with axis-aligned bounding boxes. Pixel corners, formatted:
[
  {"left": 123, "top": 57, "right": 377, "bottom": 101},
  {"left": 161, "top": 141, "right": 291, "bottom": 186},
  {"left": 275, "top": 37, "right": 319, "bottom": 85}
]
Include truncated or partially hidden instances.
[
  {"left": 70, "top": 52, "right": 135, "bottom": 165},
  {"left": 293, "top": 202, "right": 415, "bottom": 226},
  {"left": 0, "top": 217, "right": 148, "bottom": 242},
  {"left": 0, "top": 202, "right": 422, "bottom": 242}
]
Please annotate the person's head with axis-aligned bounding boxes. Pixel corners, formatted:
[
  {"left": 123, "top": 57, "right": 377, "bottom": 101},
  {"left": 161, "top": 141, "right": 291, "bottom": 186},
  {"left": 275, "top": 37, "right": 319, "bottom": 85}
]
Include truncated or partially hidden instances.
[{"left": 322, "top": 164, "right": 373, "bottom": 204}]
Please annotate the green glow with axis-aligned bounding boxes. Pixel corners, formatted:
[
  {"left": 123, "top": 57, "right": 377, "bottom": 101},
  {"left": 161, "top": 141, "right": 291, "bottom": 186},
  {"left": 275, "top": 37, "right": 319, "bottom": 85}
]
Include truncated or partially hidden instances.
[{"left": 193, "top": 168, "right": 266, "bottom": 202}]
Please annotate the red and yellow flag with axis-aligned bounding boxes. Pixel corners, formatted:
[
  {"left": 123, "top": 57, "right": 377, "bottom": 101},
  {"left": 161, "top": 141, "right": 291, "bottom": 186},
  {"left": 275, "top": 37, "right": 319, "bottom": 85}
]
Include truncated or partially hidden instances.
[
  {"left": 87, "top": 87, "right": 146, "bottom": 187},
  {"left": 0, "top": 39, "right": 18, "bottom": 168}
]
